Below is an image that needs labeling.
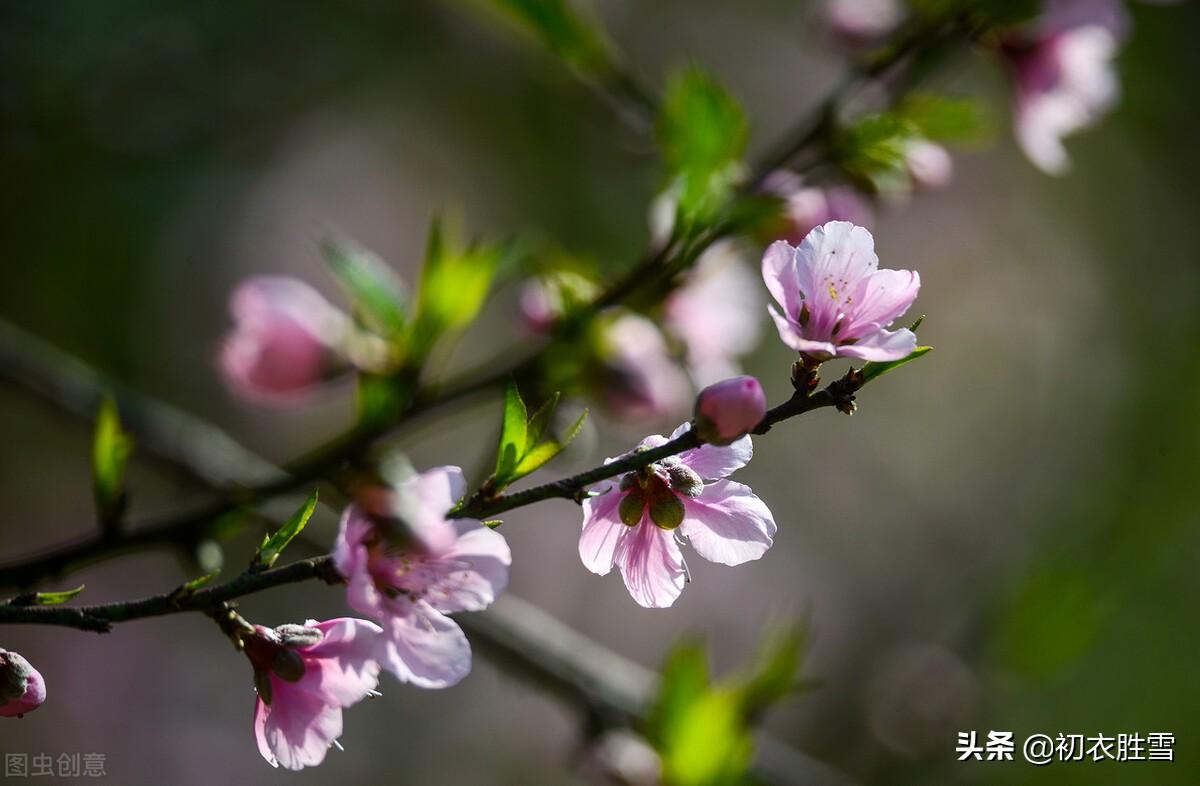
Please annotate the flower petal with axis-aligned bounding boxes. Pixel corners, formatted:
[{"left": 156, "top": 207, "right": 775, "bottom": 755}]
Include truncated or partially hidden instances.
[
  {"left": 378, "top": 600, "right": 472, "bottom": 688},
  {"left": 761, "top": 240, "right": 802, "bottom": 318},
  {"left": 836, "top": 326, "right": 918, "bottom": 362},
  {"left": 579, "top": 485, "right": 632, "bottom": 576},
  {"left": 306, "top": 618, "right": 384, "bottom": 708},
  {"left": 842, "top": 269, "right": 920, "bottom": 338},
  {"left": 420, "top": 523, "right": 512, "bottom": 614},
  {"left": 680, "top": 480, "right": 776, "bottom": 566},
  {"left": 768, "top": 305, "right": 837, "bottom": 356},
  {"left": 678, "top": 434, "right": 753, "bottom": 481},
  {"left": 796, "top": 221, "right": 879, "bottom": 339},
  {"left": 255, "top": 683, "right": 343, "bottom": 771},
  {"left": 614, "top": 522, "right": 686, "bottom": 609}
]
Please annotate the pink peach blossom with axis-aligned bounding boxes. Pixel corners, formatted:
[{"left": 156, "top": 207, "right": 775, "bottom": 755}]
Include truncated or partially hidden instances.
[
  {"left": 764, "top": 221, "right": 919, "bottom": 362},
  {"left": 824, "top": 0, "right": 904, "bottom": 48},
  {"left": 1003, "top": 0, "right": 1128, "bottom": 174},
  {"left": 664, "top": 244, "right": 764, "bottom": 387},
  {"left": 579, "top": 424, "right": 775, "bottom": 608},
  {"left": 904, "top": 140, "right": 954, "bottom": 190},
  {"left": 597, "top": 314, "right": 692, "bottom": 424},
  {"left": 762, "top": 171, "right": 875, "bottom": 244},
  {"left": 333, "top": 466, "right": 511, "bottom": 688},
  {"left": 0, "top": 649, "right": 45, "bottom": 718},
  {"left": 219, "top": 276, "right": 350, "bottom": 403},
  {"left": 245, "top": 618, "right": 382, "bottom": 770}
]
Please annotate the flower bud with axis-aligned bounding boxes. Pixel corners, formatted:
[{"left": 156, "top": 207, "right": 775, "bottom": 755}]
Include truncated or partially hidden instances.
[
  {"left": 0, "top": 650, "right": 46, "bottom": 718},
  {"left": 904, "top": 140, "right": 953, "bottom": 190},
  {"left": 219, "top": 276, "right": 351, "bottom": 404},
  {"left": 694, "top": 376, "right": 766, "bottom": 445}
]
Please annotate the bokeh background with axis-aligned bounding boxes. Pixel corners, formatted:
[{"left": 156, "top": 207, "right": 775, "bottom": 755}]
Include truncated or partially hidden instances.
[{"left": 2, "top": 1, "right": 1199, "bottom": 784}]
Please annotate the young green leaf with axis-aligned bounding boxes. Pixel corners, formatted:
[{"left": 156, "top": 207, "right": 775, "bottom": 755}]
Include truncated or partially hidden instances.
[
  {"left": 410, "top": 214, "right": 502, "bottom": 357},
  {"left": 92, "top": 395, "right": 133, "bottom": 527},
  {"left": 31, "top": 585, "right": 86, "bottom": 606},
  {"left": 321, "top": 239, "right": 408, "bottom": 339},
  {"left": 898, "top": 94, "right": 991, "bottom": 144},
  {"left": 658, "top": 66, "right": 748, "bottom": 226},
  {"left": 646, "top": 638, "right": 711, "bottom": 745},
  {"left": 255, "top": 490, "right": 319, "bottom": 570},
  {"left": 495, "top": 380, "right": 529, "bottom": 483},
  {"left": 481, "top": 0, "right": 615, "bottom": 75},
  {"left": 512, "top": 407, "right": 588, "bottom": 477},
  {"left": 729, "top": 624, "right": 808, "bottom": 719},
  {"left": 859, "top": 345, "right": 932, "bottom": 385}
]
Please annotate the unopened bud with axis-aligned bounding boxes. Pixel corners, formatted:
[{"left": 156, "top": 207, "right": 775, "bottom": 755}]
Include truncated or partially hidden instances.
[
  {"left": 693, "top": 376, "right": 767, "bottom": 445},
  {"left": 0, "top": 650, "right": 45, "bottom": 718}
]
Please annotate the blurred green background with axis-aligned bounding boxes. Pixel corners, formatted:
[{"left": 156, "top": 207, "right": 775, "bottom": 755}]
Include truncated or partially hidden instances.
[{"left": 2, "top": 1, "right": 1199, "bottom": 784}]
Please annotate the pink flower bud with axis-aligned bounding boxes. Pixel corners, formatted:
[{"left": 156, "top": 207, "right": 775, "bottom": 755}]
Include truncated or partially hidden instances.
[
  {"left": 904, "top": 140, "right": 954, "bottom": 190},
  {"left": 694, "top": 376, "right": 767, "bottom": 445},
  {"left": 219, "top": 276, "right": 350, "bottom": 404},
  {"left": 0, "top": 649, "right": 46, "bottom": 718}
]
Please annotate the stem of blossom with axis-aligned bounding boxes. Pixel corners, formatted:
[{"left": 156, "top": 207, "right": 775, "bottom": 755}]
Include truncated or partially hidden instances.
[
  {"left": 453, "top": 366, "right": 867, "bottom": 520},
  {"left": 0, "top": 557, "right": 340, "bottom": 632}
]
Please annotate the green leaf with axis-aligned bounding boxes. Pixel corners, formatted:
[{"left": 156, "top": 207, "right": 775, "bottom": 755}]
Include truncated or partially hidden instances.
[
  {"left": 524, "top": 392, "right": 560, "bottom": 453},
  {"left": 32, "top": 585, "right": 86, "bottom": 606},
  {"left": 835, "top": 112, "right": 915, "bottom": 193},
  {"left": 661, "top": 689, "right": 754, "bottom": 786},
  {"left": 481, "top": 0, "right": 614, "bottom": 75},
  {"left": 658, "top": 66, "right": 747, "bottom": 226},
  {"left": 729, "top": 624, "right": 808, "bottom": 719},
  {"left": 256, "top": 490, "right": 319, "bottom": 570},
  {"left": 92, "top": 395, "right": 133, "bottom": 525},
  {"left": 178, "top": 571, "right": 220, "bottom": 595},
  {"left": 495, "top": 380, "right": 529, "bottom": 483},
  {"left": 482, "top": 519, "right": 503, "bottom": 529},
  {"left": 357, "top": 373, "right": 413, "bottom": 428},
  {"left": 321, "top": 239, "right": 408, "bottom": 339},
  {"left": 410, "top": 214, "right": 501, "bottom": 358},
  {"left": 898, "top": 94, "right": 991, "bottom": 144},
  {"left": 859, "top": 345, "right": 932, "bottom": 385},
  {"left": 646, "top": 639, "right": 711, "bottom": 745}
]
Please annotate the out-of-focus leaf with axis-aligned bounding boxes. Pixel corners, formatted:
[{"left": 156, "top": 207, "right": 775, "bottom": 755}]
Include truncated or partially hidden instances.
[
  {"left": 255, "top": 490, "right": 319, "bottom": 570},
  {"left": 835, "top": 112, "right": 914, "bottom": 193},
  {"left": 646, "top": 639, "right": 711, "bottom": 745},
  {"left": 30, "top": 585, "right": 86, "bottom": 606},
  {"left": 658, "top": 67, "right": 747, "bottom": 226},
  {"left": 898, "top": 94, "right": 991, "bottom": 144},
  {"left": 92, "top": 395, "right": 133, "bottom": 525},
  {"left": 729, "top": 624, "right": 808, "bottom": 719},
  {"left": 480, "top": 0, "right": 614, "bottom": 75},
  {"left": 321, "top": 239, "right": 408, "bottom": 339},
  {"left": 410, "top": 214, "right": 502, "bottom": 358},
  {"left": 859, "top": 345, "right": 932, "bottom": 385},
  {"left": 661, "top": 690, "right": 753, "bottom": 786},
  {"left": 495, "top": 380, "right": 529, "bottom": 482},
  {"left": 357, "top": 372, "right": 413, "bottom": 428}
]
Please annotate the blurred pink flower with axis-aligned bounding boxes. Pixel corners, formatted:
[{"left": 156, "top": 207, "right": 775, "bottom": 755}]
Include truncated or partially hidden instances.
[
  {"left": 579, "top": 424, "right": 775, "bottom": 608},
  {"left": 764, "top": 221, "right": 920, "bottom": 361},
  {"left": 694, "top": 376, "right": 767, "bottom": 445},
  {"left": 664, "top": 244, "right": 764, "bottom": 386},
  {"left": 763, "top": 171, "right": 875, "bottom": 244},
  {"left": 824, "top": 0, "right": 904, "bottom": 48},
  {"left": 333, "top": 466, "right": 510, "bottom": 688},
  {"left": 219, "top": 276, "right": 351, "bottom": 403},
  {"left": 904, "top": 140, "right": 954, "bottom": 190},
  {"left": 597, "top": 313, "right": 692, "bottom": 424},
  {"left": 517, "top": 271, "right": 601, "bottom": 335},
  {"left": 0, "top": 649, "right": 45, "bottom": 718},
  {"left": 1003, "top": 0, "right": 1128, "bottom": 174},
  {"left": 246, "top": 618, "right": 382, "bottom": 771}
]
